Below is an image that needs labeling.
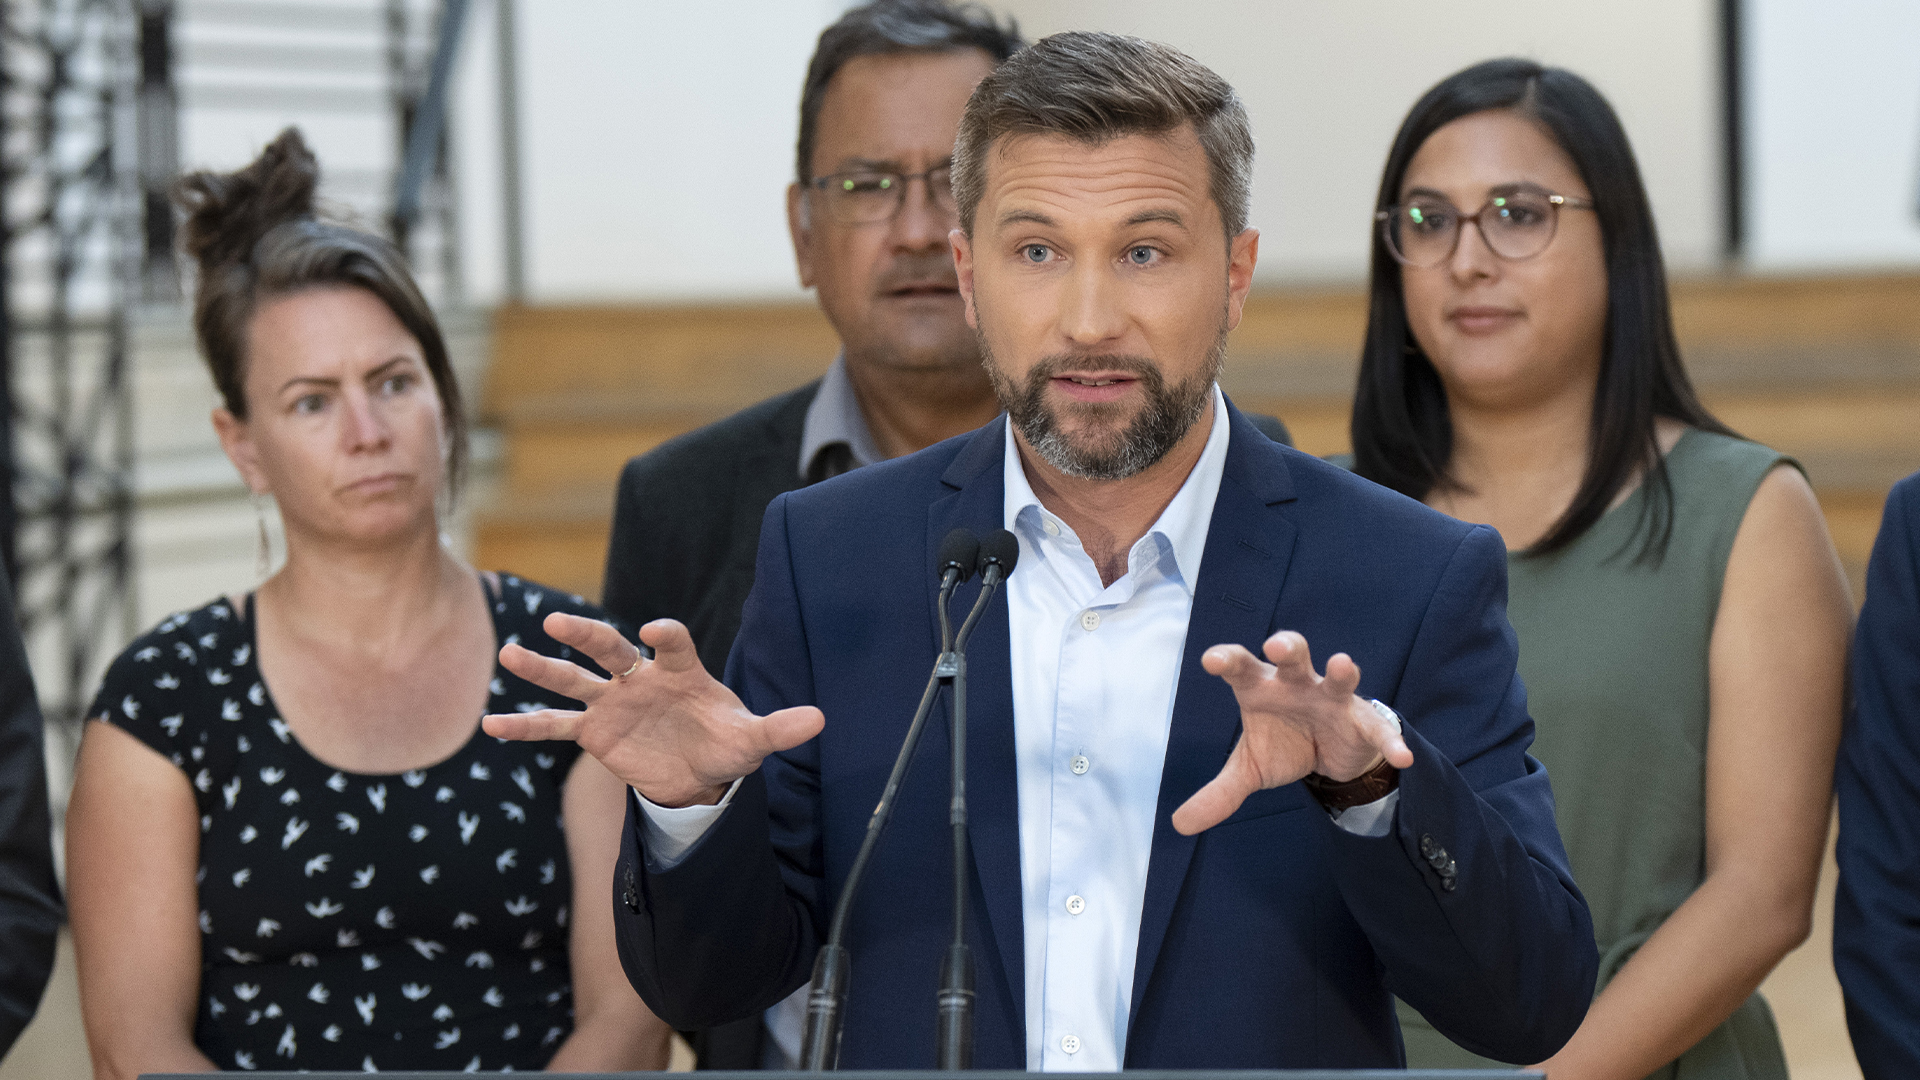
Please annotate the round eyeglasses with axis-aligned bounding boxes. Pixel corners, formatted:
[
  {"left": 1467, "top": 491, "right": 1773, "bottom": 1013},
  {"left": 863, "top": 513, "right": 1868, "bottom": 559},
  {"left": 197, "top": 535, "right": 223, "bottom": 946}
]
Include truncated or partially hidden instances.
[
  {"left": 808, "top": 164, "right": 956, "bottom": 225},
  {"left": 1376, "top": 189, "right": 1594, "bottom": 268}
]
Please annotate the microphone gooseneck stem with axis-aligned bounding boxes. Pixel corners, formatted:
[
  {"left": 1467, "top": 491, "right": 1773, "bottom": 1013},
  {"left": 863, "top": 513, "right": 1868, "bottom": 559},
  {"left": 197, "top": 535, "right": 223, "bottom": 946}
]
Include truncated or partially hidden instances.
[
  {"left": 936, "top": 566, "right": 1003, "bottom": 1069},
  {"left": 799, "top": 943, "right": 849, "bottom": 1071},
  {"left": 936, "top": 646, "right": 974, "bottom": 1070},
  {"left": 799, "top": 574, "right": 959, "bottom": 1071}
]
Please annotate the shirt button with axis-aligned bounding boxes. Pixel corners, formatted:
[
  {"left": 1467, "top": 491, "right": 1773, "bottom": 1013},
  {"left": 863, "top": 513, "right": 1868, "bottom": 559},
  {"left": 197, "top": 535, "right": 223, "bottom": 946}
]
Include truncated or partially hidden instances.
[
  {"left": 1042, "top": 518, "right": 1060, "bottom": 537},
  {"left": 1069, "top": 755, "right": 1090, "bottom": 775},
  {"left": 1061, "top": 1034, "right": 1081, "bottom": 1055},
  {"left": 1065, "top": 894, "right": 1085, "bottom": 915},
  {"left": 1080, "top": 610, "right": 1100, "bottom": 631}
]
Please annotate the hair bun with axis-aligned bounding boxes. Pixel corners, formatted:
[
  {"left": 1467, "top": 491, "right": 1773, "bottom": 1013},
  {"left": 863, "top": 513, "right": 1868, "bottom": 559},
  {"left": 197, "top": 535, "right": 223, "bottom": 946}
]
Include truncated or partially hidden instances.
[{"left": 174, "top": 127, "right": 320, "bottom": 273}]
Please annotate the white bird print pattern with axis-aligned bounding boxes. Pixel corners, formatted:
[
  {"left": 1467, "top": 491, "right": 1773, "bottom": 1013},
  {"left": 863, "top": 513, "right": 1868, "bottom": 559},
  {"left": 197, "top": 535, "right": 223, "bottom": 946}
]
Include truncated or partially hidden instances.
[{"left": 88, "top": 580, "right": 600, "bottom": 1069}]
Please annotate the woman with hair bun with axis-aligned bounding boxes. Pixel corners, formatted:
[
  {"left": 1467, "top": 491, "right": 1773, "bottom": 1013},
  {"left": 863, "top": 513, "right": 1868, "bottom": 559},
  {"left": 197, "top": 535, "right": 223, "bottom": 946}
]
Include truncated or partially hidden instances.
[
  {"left": 64, "top": 129, "right": 672, "bottom": 1076},
  {"left": 1347, "top": 60, "right": 1851, "bottom": 1078}
]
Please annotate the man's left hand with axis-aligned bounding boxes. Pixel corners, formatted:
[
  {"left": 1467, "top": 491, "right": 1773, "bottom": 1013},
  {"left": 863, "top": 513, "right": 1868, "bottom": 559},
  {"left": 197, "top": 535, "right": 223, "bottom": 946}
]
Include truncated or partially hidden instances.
[{"left": 1171, "top": 630, "right": 1414, "bottom": 835}]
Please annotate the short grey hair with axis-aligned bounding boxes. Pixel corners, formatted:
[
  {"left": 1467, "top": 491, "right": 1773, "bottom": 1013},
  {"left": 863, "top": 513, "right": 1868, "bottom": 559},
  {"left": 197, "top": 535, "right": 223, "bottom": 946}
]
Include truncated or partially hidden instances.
[{"left": 951, "top": 31, "right": 1254, "bottom": 238}]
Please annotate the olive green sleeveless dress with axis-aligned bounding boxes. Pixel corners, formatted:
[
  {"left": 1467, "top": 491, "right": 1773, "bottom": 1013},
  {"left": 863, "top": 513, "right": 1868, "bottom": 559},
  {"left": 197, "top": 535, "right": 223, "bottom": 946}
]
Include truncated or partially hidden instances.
[{"left": 1360, "top": 430, "right": 1794, "bottom": 1078}]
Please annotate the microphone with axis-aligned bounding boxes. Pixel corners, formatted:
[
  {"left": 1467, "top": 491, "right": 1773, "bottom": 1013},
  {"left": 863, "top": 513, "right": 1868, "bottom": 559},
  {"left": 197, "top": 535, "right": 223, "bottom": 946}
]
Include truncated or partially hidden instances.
[
  {"left": 800, "top": 529, "right": 982, "bottom": 1071},
  {"left": 935, "top": 528, "right": 981, "bottom": 652},
  {"left": 937, "top": 528, "right": 981, "bottom": 587},
  {"left": 976, "top": 529, "right": 1019, "bottom": 595},
  {"left": 936, "top": 528, "right": 1019, "bottom": 1070}
]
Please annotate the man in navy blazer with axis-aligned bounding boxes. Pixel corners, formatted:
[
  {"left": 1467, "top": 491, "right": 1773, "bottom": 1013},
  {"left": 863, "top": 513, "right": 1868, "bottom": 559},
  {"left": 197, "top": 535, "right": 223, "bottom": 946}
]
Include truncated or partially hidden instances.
[
  {"left": 487, "top": 31, "right": 1596, "bottom": 1070},
  {"left": 1835, "top": 469, "right": 1920, "bottom": 1078}
]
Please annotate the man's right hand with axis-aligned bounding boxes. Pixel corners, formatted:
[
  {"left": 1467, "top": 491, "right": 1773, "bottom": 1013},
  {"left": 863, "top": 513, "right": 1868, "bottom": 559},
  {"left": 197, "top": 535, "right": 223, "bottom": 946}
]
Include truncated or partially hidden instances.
[{"left": 481, "top": 613, "right": 824, "bottom": 807}]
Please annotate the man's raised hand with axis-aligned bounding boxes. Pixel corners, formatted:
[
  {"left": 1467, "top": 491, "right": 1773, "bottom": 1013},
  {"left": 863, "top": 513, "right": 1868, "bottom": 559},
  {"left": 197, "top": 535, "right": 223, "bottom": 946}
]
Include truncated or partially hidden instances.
[
  {"left": 481, "top": 614, "right": 824, "bottom": 808},
  {"left": 1171, "top": 630, "right": 1413, "bottom": 836}
]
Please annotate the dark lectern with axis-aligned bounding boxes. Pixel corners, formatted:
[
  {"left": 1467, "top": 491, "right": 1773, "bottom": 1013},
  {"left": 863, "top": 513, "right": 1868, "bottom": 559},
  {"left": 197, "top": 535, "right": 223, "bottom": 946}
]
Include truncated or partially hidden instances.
[
  {"left": 142, "top": 1071, "right": 1544, "bottom": 1078},
  {"left": 135, "top": 1060, "right": 1543, "bottom": 1068}
]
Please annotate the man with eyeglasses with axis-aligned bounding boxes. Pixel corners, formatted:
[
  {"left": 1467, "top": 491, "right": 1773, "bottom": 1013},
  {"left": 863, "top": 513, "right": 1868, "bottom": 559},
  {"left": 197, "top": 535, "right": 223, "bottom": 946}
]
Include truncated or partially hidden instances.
[
  {"left": 602, "top": 0, "right": 1019, "bottom": 689},
  {"left": 598, "top": 1, "right": 1017, "bottom": 1069}
]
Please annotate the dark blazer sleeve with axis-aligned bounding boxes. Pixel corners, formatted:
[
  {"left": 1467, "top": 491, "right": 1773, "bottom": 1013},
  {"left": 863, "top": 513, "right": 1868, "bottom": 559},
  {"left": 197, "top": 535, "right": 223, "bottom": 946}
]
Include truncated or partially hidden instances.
[
  {"left": 1333, "top": 523, "right": 1596, "bottom": 1063},
  {"left": 0, "top": 563, "right": 59, "bottom": 1055},
  {"left": 601, "top": 384, "right": 814, "bottom": 677},
  {"left": 613, "top": 492, "right": 822, "bottom": 1030},
  {"left": 1835, "top": 473, "right": 1920, "bottom": 1079}
]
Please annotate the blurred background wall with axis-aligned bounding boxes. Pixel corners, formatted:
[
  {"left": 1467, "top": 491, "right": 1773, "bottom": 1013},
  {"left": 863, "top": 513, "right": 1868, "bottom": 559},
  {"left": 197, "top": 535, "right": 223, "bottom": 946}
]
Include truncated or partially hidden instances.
[{"left": 1, "top": 1, "right": 1915, "bottom": 1077}]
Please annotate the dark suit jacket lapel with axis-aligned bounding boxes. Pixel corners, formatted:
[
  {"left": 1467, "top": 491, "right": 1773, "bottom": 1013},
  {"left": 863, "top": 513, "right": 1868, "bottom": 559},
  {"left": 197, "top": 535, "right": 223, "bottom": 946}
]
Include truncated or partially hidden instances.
[
  {"left": 1128, "top": 403, "right": 1300, "bottom": 1032},
  {"left": 924, "top": 416, "right": 1026, "bottom": 1024}
]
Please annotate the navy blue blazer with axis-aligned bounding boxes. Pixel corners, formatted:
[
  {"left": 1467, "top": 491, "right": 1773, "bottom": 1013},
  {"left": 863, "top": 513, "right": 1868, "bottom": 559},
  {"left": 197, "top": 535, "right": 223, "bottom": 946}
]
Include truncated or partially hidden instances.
[
  {"left": 613, "top": 403, "right": 1596, "bottom": 1069},
  {"left": 1835, "top": 470, "right": 1920, "bottom": 1079}
]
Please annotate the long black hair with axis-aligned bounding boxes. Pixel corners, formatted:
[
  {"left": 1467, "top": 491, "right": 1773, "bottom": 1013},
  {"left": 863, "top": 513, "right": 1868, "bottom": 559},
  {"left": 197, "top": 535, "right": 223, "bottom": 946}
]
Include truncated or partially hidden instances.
[{"left": 1349, "top": 58, "right": 1734, "bottom": 561}]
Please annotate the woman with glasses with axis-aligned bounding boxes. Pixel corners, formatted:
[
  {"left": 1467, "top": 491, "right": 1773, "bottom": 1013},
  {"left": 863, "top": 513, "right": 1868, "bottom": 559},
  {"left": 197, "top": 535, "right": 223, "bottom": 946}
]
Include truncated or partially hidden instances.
[
  {"left": 63, "top": 130, "right": 672, "bottom": 1076},
  {"left": 1348, "top": 60, "right": 1850, "bottom": 1079}
]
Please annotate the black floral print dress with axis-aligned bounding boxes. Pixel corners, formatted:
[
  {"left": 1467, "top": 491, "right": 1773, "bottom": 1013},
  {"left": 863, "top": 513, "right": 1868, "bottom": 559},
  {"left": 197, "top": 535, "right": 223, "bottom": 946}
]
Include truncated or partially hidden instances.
[{"left": 88, "top": 574, "right": 621, "bottom": 1072}]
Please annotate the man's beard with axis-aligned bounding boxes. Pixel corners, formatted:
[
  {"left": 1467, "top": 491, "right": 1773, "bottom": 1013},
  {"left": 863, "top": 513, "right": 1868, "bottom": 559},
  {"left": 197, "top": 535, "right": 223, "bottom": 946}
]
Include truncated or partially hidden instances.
[{"left": 980, "top": 329, "right": 1225, "bottom": 482}]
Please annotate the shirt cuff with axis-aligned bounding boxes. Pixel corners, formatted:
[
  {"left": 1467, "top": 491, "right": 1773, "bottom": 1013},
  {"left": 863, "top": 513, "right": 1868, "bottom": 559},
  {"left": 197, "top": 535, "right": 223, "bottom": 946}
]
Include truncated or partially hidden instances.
[
  {"left": 1329, "top": 788, "right": 1399, "bottom": 838},
  {"left": 633, "top": 778, "right": 742, "bottom": 870}
]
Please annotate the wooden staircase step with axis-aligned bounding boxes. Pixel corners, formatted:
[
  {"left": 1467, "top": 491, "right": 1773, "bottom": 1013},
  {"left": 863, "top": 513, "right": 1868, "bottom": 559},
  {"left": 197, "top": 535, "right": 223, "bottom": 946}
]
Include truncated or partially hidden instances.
[
  {"left": 484, "top": 303, "right": 838, "bottom": 417},
  {"left": 475, "top": 275, "right": 1920, "bottom": 603},
  {"left": 475, "top": 519, "right": 607, "bottom": 601}
]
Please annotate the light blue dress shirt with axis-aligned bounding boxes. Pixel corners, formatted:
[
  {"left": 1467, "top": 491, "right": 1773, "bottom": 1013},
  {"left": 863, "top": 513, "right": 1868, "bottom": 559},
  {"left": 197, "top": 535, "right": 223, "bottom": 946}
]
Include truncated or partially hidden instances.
[
  {"left": 797, "top": 353, "right": 885, "bottom": 480},
  {"left": 999, "top": 385, "right": 1232, "bottom": 1070}
]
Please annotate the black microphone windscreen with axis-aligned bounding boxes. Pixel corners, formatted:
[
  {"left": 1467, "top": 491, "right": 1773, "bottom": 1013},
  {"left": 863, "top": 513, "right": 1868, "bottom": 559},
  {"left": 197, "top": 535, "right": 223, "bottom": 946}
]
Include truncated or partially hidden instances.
[
  {"left": 938, "top": 528, "right": 981, "bottom": 580},
  {"left": 978, "top": 529, "right": 1020, "bottom": 577}
]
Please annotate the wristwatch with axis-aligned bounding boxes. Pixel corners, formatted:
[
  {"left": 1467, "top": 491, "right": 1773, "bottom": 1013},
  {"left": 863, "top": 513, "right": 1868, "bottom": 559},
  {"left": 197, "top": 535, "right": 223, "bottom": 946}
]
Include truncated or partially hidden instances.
[{"left": 1302, "top": 699, "right": 1402, "bottom": 812}]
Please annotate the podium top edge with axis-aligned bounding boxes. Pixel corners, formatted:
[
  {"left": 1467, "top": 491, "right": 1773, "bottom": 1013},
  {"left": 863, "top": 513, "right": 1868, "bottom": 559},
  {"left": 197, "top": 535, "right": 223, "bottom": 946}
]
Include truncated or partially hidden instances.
[{"left": 141, "top": 1071, "right": 1543, "bottom": 1078}]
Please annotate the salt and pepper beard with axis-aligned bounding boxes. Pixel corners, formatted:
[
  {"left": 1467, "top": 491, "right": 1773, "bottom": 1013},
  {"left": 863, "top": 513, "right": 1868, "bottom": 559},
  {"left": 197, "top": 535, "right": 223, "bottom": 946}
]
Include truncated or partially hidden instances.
[{"left": 978, "top": 322, "right": 1227, "bottom": 481}]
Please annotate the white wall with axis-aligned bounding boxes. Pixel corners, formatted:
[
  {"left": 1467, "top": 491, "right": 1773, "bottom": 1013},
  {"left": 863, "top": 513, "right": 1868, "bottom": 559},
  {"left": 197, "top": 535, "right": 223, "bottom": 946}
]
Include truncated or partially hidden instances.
[
  {"left": 455, "top": 0, "right": 1725, "bottom": 304},
  {"left": 997, "top": 0, "right": 1725, "bottom": 282},
  {"left": 456, "top": 0, "right": 856, "bottom": 304},
  {"left": 181, "top": 0, "right": 1920, "bottom": 303},
  {"left": 1743, "top": 0, "right": 1920, "bottom": 271}
]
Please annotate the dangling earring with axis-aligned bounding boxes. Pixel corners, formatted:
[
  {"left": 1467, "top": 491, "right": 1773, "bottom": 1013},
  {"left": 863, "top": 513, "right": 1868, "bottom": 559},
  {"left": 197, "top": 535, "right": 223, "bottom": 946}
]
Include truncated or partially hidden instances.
[{"left": 252, "top": 493, "right": 272, "bottom": 579}]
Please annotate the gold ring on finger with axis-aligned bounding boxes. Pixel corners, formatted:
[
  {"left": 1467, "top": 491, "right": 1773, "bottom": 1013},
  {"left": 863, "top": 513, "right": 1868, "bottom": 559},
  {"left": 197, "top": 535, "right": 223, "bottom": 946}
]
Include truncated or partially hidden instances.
[{"left": 617, "top": 658, "right": 642, "bottom": 680}]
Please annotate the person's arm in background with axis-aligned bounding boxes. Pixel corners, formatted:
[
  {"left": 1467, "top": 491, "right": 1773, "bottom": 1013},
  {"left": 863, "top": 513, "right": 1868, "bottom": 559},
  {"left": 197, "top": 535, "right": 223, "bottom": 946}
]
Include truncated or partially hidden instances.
[
  {"left": 601, "top": 450, "right": 746, "bottom": 678},
  {"left": 0, "top": 562, "right": 59, "bottom": 1056},
  {"left": 1836, "top": 473, "right": 1920, "bottom": 1079},
  {"left": 65, "top": 720, "right": 217, "bottom": 1080},
  {"left": 601, "top": 457, "right": 668, "bottom": 631},
  {"left": 543, "top": 753, "right": 675, "bottom": 1071},
  {"left": 1536, "top": 465, "right": 1851, "bottom": 1080}
]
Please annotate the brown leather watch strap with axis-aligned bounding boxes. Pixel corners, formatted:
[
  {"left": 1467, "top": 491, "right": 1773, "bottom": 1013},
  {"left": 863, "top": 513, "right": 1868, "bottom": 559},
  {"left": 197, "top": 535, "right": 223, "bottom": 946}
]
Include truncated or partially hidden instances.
[{"left": 1303, "top": 756, "right": 1401, "bottom": 812}]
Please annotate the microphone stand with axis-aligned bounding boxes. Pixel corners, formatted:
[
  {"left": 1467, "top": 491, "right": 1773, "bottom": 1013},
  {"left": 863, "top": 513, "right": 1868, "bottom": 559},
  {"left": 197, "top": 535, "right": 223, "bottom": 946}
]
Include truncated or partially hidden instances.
[
  {"left": 935, "top": 551, "right": 1008, "bottom": 1070},
  {"left": 799, "top": 534, "right": 975, "bottom": 1071}
]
